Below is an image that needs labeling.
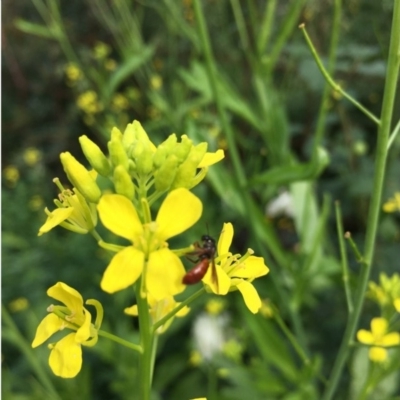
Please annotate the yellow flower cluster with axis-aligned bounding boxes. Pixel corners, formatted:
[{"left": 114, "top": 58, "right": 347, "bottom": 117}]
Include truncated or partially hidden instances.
[{"left": 383, "top": 192, "right": 400, "bottom": 213}]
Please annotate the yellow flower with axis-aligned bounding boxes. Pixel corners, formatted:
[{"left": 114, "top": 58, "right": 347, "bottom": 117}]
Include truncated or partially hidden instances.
[
  {"left": 202, "top": 223, "right": 269, "bottom": 314},
  {"left": 124, "top": 294, "right": 189, "bottom": 334},
  {"left": 4, "top": 165, "right": 20, "bottom": 186},
  {"left": 32, "top": 282, "right": 103, "bottom": 378},
  {"left": 77, "top": 91, "right": 103, "bottom": 114},
  {"left": 205, "top": 298, "right": 225, "bottom": 315},
  {"left": 357, "top": 317, "right": 400, "bottom": 363},
  {"left": 23, "top": 147, "right": 42, "bottom": 166},
  {"left": 97, "top": 188, "right": 202, "bottom": 298},
  {"left": 150, "top": 75, "right": 163, "bottom": 90},
  {"left": 38, "top": 180, "right": 97, "bottom": 236},
  {"left": 112, "top": 93, "right": 129, "bottom": 110},
  {"left": 93, "top": 41, "right": 111, "bottom": 59},
  {"left": 383, "top": 192, "right": 400, "bottom": 213},
  {"left": 65, "top": 63, "right": 83, "bottom": 82},
  {"left": 9, "top": 297, "right": 29, "bottom": 313}
]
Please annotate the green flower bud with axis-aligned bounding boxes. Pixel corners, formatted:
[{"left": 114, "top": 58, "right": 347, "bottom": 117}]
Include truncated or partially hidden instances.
[
  {"left": 132, "top": 120, "right": 153, "bottom": 148},
  {"left": 113, "top": 165, "right": 135, "bottom": 200},
  {"left": 189, "top": 142, "right": 208, "bottom": 165},
  {"left": 170, "top": 160, "right": 197, "bottom": 190},
  {"left": 79, "top": 135, "right": 111, "bottom": 177},
  {"left": 60, "top": 152, "right": 101, "bottom": 203},
  {"left": 111, "top": 127, "right": 123, "bottom": 141},
  {"left": 154, "top": 155, "right": 179, "bottom": 192},
  {"left": 108, "top": 137, "right": 129, "bottom": 170},
  {"left": 174, "top": 135, "right": 193, "bottom": 163},
  {"left": 134, "top": 142, "right": 154, "bottom": 176},
  {"left": 153, "top": 134, "right": 177, "bottom": 168},
  {"left": 122, "top": 122, "right": 136, "bottom": 152}
]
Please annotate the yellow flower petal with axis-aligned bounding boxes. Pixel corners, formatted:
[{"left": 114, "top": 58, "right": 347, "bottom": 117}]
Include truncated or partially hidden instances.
[
  {"left": 147, "top": 248, "right": 186, "bottom": 300},
  {"left": 217, "top": 223, "right": 233, "bottom": 256},
  {"left": 394, "top": 298, "right": 400, "bottom": 312},
  {"left": 75, "top": 307, "right": 92, "bottom": 343},
  {"left": 203, "top": 264, "right": 231, "bottom": 295},
  {"left": 156, "top": 189, "right": 202, "bottom": 241},
  {"left": 381, "top": 332, "right": 400, "bottom": 347},
  {"left": 369, "top": 346, "right": 387, "bottom": 363},
  {"left": 98, "top": 194, "right": 143, "bottom": 242},
  {"left": 49, "top": 332, "right": 82, "bottom": 378},
  {"left": 231, "top": 256, "right": 269, "bottom": 279},
  {"left": 357, "top": 329, "right": 374, "bottom": 345},
  {"left": 32, "top": 314, "right": 63, "bottom": 348},
  {"left": 101, "top": 247, "right": 144, "bottom": 293},
  {"left": 371, "top": 317, "right": 387, "bottom": 336},
  {"left": 38, "top": 207, "right": 74, "bottom": 236},
  {"left": 47, "top": 282, "right": 84, "bottom": 317},
  {"left": 124, "top": 305, "right": 138, "bottom": 316},
  {"left": 198, "top": 149, "right": 225, "bottom": 168},
  {"left": 235, "top": 280, "right": 262, "bottom": 314}
]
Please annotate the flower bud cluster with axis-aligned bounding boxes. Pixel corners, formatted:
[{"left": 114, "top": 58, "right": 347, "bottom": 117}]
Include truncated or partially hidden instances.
[{"left": 75, "top": 120, "right": 223, "bottom": 205}]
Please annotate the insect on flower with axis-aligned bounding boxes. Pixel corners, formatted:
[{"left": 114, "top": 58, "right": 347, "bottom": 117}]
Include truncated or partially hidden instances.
[{"left": 183, "top": 235, "right": 218, "bottom": 291}]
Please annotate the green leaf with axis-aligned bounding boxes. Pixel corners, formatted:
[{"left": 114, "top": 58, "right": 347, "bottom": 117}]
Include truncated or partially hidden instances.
[
  {"left": 102, "top": 45, "right": 155, "bottom": 101},
  {"left": 14, "top": 19, "right": 55, "bottom": 39}
]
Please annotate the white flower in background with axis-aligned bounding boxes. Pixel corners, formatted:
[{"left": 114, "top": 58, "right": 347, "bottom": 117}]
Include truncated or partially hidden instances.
[
  {"left": 192, "top": 313, "right": 229, "bottom": 361},
  {"left": 266, "top": 190, "right": 294, "bottom": 218}
]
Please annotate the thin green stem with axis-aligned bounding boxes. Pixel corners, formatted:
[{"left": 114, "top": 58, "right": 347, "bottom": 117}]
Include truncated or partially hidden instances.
[
  {"left": 335, "top": 202, "right": 354, "bottom": 314},
  {"left": 344, "top": 232, "right": 365, "bottom": 263},
  {"left": 153, "top": 287, "right": 205, "bottom": 332},
  {"left": 2, "top": 305, "right": 61, "bottom": 400},
  {"left": 322, "top": 2, "right": 400, "bottom": 399},
  {"left": 97, "top": 330, "right": 143, "bottom": 353},
  {"left": 257, "top": 0, "right": 277, "bottom": 56},
  {"left": 313, "top": 0, "right": 342, "bottom": 154},
  {"left": 300, "top": 24, "right": 381, "bottom": 126},
  {"left": 387, "top": 119, "right": 400, "bottom": 150}
]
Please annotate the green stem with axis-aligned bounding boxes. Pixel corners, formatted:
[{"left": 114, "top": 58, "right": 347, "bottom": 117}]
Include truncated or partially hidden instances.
[
  {"left": 313, "top": 0, "right": 342, "bottom": 154},
  {"left": 272, "top": 304, "right": 328, "bottom": 386},
  {"left": 322, "top": 2, "right": 400, "bottom": 399},
  {"left": 335, "top": 202, "right": 354, "bottom": 314},
  {"left": 344, "top": 232, "right": 365, "bottom": 263},
  {"left": 300, "top": 24, "right": 381, "bottom": 126},
  {"left": 153, "top": 287, "right": 205, "bottom": 332},
  {"left": 2, "top": 305, "right": 61, "bottom": 400},
  {"left": 135, "top": 280, "right": 154, "bottom": 400},
  {"left": 97, "top": 330, "right": 143, "bottom": 353},
  {"left": 192, "top": 0, "right": 308, "bottom": 352}
]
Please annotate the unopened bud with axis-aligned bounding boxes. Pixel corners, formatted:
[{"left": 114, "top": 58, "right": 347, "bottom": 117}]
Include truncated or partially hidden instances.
[
  {"left": 153, "top": 134, "right": 177, "bottom": 168},
  {"left": 79, "top": 135, "right": 111, "bottom": 177},
  {"left": 154, "top": 155, "right": 178, "bottom": 192},
  {"left": 108, "top": 137, "right": 129, "bottom": 170},
  {"left": 113, "top": 165, "right": 134, "bottom": 200},
  {"left": 132, "top": 120, "right": 156, "bottom": 152},
  {"left": 174, "top": 135, "right": 193, "bottom": 162},
  {"left": 60, "top": 152, "right": 101, "bottom": 203}
]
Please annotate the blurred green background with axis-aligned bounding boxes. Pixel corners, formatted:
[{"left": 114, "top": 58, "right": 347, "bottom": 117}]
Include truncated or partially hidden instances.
[{"left": 2, "top": 0, "right": 400, "bottom": 399}]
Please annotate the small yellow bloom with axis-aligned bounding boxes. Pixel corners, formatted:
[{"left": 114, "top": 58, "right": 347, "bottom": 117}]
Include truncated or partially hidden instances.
[
  {"left": 112, "top": 93, "right": 129, "bottom": 110},
  {"left": 93, "top": 41, "right": 111, "bottom": 59},
  {"left": 150, "top": 75, "right": 163, "bottom": 90},
  {"left": 9, "top": 297, "right": 29, "bottom": 313},
  {"left": 189, "top": 350, "right": 202, "bottom": 366},
  {"left": 32, "top": 282, "right": 103, "bottom": 378},
  {"left": 4, "top": 165, "right": 20, "bottom": 186},
  {"left": 77, "top": 91, "right": 103, "bottom": 114},
  {"left": 202, "top": 223, "right": 269, "bottom": 314},
  {"left": 383, "top": 192, "right": 400, "bottom": 213},
  {"left": 38, "top": 181, "right": 97, "bottom": 236},
  {"left": 367, "top": 273, "right": 400, "bottom": 311},
  {"left": 97, "top": 188, "right": 202, "bottom": 298},
  {"left": 125, "top": 294, "right": 189, "bottom": 334},
  {"left": 23, "top": 147, "right": 42, "bottom": 166},
  {"left": 29, "top": 195, "right": 44, "bottom": 211},
  {"left": 205, "top": 299, "right": 225, "bottom": 315},
  {"left": 357, "top": 317, "right": 400, "bottom": 363},
  {"left": 65, "top": 63, "right": 83, "bottom": 82}
]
